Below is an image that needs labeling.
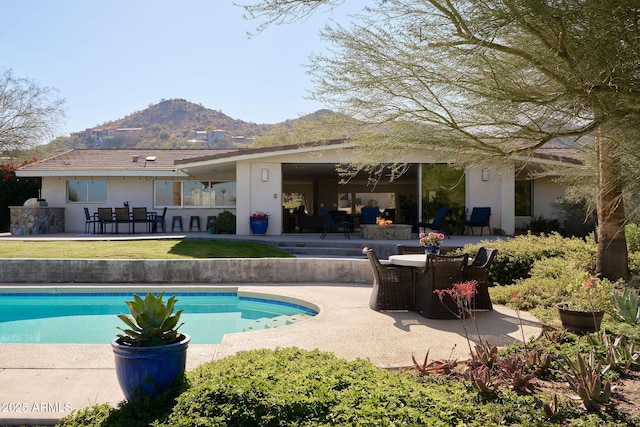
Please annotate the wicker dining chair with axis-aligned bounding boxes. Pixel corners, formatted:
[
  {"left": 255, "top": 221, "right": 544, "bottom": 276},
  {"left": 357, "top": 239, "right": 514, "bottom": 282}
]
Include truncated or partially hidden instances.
[
  {"left": 363, "top": 247, "right": 415, "bottom": 311},
  {"left": 396, "top": 245, "right": 426, "bottom": 255},
  {"left": 464, "top": 247, "right": 498, "bottom": 311},
  {"left": 414, "top": 253, "right": 468, "bottom": 319}
]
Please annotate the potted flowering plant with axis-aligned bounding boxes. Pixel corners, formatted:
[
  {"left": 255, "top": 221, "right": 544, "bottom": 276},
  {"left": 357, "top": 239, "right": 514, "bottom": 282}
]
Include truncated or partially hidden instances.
[
  {"left": 249, "top": 211, "right": 269, "bottom": 234},
  {"left": 557, "top": 272, "right": 610, "bottom": 332},
  {"left": 419, "top": 231, "right": 445, "bottom": 254}
]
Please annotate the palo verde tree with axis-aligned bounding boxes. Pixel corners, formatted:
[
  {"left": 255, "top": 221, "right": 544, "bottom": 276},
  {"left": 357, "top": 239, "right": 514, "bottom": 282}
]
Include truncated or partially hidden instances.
[
  {"left": 241, "top": 0, "right": 640, "bottom": 280},
  {"left": 0, "top": 68, "right": 65, "bottom": 155}
]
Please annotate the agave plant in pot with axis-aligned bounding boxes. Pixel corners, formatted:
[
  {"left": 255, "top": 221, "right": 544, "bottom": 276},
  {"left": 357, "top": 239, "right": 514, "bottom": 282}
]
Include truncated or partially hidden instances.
[{"left": 111, "top": 292, "right": 190, "bottom": 401}]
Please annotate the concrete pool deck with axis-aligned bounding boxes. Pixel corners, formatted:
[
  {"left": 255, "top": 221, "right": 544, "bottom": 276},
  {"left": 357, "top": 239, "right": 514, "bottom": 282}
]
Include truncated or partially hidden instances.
[{"left": 0, "top": 282, "right": 542, "bottom": 426}]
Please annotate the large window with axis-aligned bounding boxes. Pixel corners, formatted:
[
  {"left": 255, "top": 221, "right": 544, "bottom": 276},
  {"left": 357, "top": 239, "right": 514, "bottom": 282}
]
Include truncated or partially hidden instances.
[
  {"left": 154, "top": 181, "right": 236, "bottom": 208},
  {"left": 421, "top": 164, "right": 465, "bottom": 221},
  {"left": 67, "top": 180, "right": 107, "bottom": 203},
  {"left": 515, "top": 180, "right": 532, "bottom": 216}
]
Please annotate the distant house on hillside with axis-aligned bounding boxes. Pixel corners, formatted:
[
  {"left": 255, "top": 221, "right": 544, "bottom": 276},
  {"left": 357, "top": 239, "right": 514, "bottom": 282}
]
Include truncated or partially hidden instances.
[{"left": 14, "top": 141, "right": 583, "bottom": 236}]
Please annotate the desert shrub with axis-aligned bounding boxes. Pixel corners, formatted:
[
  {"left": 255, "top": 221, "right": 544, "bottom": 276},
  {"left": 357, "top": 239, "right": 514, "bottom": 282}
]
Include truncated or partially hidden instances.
[
  {"left": 553, "top": 189, "right": 597, "bottom": 238},
  {"left": 491, "top": 257, "right": 617, "bottom": 328},
  {"left": 626, "top": 223, "right": 640, "bottom": 253},
  {"left": 628, "top": 251, "right": 640, "bottom": 277},
  {"left": 462, "top": 232, "right": 596, "bottom": 286},
  {"left": 529, "top": 215, "right": 561, "bottom": 235}
]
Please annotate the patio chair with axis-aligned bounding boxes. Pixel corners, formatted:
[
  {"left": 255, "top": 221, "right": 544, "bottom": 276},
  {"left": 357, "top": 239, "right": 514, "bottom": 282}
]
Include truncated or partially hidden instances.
[
  {"left": 83, "top": 207, "right": 99, "bottom": 234},
  {"left": 463, "top": 207, "right": 491, "bottom": 235},
  {"left": 396, "top": 244, "right": 426, "bottom": 255},
  {"left": 464, "top": 247, "right": 498, "bottom": 311},
  {"left": 414, "top": 253, "right": 468, "bottom": 319},
  {"left": 132, "top": 207, "right": 151, "bottom": 233},
  {"left": 150, "top": 207, "right": 167, "bottom": 233},
  {"left": 114, "top": 207, "right": 132, "bottom": 234},
  {"left": 320, "top": 207, "right": 352, "bottom": 239},
  {"left": 363, "top": 247, "right": 414, "bottom": 311},
  {"left": 416, "top": 207, "right": 450, "bottom": 238},
  {"left": 360, "top": 206, "right": 380, "bottom": 224},
  {"left": 97, "top": 207, "right": 115, "bottom": 234}
]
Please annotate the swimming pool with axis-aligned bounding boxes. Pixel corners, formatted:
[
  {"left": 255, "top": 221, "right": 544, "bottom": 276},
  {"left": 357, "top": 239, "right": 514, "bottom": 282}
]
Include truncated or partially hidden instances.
[{"left": 0, "top": 291, "right": 318, "bottom": 344}]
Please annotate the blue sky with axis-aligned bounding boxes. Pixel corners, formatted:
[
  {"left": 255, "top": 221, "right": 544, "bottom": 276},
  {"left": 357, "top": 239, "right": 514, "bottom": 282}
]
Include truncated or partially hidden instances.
[{"left": 2, "top": 1, "right": 356, "bottom": 137}]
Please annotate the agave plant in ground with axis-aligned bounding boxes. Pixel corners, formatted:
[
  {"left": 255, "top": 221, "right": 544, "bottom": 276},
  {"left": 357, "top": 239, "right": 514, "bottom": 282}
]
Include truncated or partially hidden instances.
[{"left": 117, "top": 292, "right": 184, "bottom": 347}]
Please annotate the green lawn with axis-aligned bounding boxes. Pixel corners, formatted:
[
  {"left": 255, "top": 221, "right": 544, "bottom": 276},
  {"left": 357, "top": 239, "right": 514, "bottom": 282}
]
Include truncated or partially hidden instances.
[{"left": 0, "top": 240, "right": 294, "bottom": 259}]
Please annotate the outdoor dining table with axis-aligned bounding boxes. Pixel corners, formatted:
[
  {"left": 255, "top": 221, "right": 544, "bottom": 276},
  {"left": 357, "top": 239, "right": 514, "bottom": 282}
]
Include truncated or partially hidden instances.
[
  {"left": 388, "top": 254, "right": 473, "bottom": 267},
  {"left": 388, "top": 254, "right": 429, "bottom": 267}
]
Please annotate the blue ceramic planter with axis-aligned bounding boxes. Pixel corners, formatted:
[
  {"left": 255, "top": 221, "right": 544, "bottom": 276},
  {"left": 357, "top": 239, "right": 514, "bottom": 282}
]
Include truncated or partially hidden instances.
[
  {"left": 111, "top": 334, "right": 190, "bottom": 401},
  {"left": 424, "top": 245, "right": 440, "bottom": 255},
  {"left": 250, "top": 217, "right": 269, "bottom": 234}
]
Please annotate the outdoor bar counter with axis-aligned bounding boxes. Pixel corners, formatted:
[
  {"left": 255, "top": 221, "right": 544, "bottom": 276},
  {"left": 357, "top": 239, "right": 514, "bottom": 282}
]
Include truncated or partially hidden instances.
[{"left": 9, "top": 205, "right": 65, "bottom": 235}]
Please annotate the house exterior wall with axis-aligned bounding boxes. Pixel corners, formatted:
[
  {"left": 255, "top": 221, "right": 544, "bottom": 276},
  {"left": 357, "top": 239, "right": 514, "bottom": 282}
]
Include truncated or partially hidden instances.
[
  {"left": 41, "top": 176, "right": 238, "bottom": 233},
  {"left": 236, "top": 161, "right": 283, "bottom": 235},
  {"left": 465, "top": 165, "right": 515, "bottom": 235}
]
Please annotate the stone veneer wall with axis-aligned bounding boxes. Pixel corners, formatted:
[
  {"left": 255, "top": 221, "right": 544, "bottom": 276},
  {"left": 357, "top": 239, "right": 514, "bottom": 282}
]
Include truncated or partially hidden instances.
[{"left": 9, "top": 206, "right": 65, "bottom": 235}]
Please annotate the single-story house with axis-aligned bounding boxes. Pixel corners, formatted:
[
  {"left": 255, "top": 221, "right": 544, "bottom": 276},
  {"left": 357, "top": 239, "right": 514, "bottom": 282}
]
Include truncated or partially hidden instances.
[{"left": 14, "top": 140, "right": 582, "bottom": 235}]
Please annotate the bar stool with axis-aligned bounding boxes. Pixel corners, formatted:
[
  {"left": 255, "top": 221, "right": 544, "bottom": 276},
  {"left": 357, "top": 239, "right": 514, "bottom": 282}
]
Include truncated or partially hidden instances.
[
  {"left": 189, "top": 215, "right": 201, "bottom": 232},
  {"left": 171, "top": 215, "right": 183, "bottom": 232}
]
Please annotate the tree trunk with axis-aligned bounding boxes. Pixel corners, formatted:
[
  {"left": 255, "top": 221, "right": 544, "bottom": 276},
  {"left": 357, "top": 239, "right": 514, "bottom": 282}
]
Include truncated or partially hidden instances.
[{"left": 595, "top": 129, "right": 629, "bottom": 281}]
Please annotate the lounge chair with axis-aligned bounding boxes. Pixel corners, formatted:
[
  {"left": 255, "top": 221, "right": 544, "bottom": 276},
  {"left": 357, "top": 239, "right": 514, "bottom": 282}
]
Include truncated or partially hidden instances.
[
  {"left": 363, "top": 247, "right": 414, "bottom": 311},
  {"left": 463, "top": 207, "right": 491, "bottom": 235},
  {"left": 416, "top": 207, "right": 450, "bottom": 238},
  {"left": 360, "top": 206, "right": 380, "bottom": 225},
  {"left": 320, "top": 207, "right": 352, "bottom": 239}
]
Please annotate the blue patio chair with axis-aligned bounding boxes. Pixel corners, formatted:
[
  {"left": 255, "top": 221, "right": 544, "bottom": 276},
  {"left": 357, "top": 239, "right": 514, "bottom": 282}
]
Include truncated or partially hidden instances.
[
  {"left": 320, "top": 207, "right": 352, "bottom": 239},
  {"left": 463, "top": 207, "right": 491, "bottom": 235},
  {"left": 360, "top": 206, "right": 380, "bottom": 224},
  {"left": 150, "top": 207, "right": 167, "bottom": 233},
  {"left": 416, "top": 207, "right": 450, "bottom": 238}
]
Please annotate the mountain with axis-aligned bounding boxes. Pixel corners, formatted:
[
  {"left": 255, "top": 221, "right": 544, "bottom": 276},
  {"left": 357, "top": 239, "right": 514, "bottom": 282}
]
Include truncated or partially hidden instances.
[
  {"left": 66, "top": 98, "right": 322, "bottom": 149},
  {"left": 102, "top": 98, "right": 273, "bottom": 140}
]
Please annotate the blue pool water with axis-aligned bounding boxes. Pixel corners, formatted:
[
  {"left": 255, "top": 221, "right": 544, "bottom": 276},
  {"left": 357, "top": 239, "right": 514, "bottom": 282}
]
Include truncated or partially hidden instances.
[{"left": 0, "top": 293, "right": 317, "bottom": 344}]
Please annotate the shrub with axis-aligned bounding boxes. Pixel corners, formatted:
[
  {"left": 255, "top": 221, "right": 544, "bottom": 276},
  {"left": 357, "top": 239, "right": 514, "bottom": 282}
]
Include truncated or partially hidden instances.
[
  {"left": 626, "top": 223, "right": 640, "bottom": 253},
  {"left": 490, "top": 257, "right": 615, "bottom": 328},
  {"left": 461, "top": 232, "right": 596, "bottom": 286},
  {"left": 529, "top": 215, "right": 561, "bottom": 235},
  {"left": 213, "top": 210, "right": 236, "bottom": 234},
  {"left": 58, "top": 348, "right": 599, "bottom": 426}
]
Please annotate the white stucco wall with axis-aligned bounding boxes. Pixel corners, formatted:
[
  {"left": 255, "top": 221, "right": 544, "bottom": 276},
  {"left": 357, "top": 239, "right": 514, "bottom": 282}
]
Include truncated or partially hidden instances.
[
  {"left": 465, "top": 165, "right": 515, "bottom": 235},
  {"left": 41, "top": 176, "right": 238, "bottom": 233},
  {"left": 236, "top": 161, "right": 283, "bottom": 235}
]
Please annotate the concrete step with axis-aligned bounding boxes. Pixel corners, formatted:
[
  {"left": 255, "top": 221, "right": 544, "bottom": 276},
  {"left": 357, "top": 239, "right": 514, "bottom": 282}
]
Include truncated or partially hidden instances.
[{"left": 243, "top": 313, "right": 313, "bottom": 331}]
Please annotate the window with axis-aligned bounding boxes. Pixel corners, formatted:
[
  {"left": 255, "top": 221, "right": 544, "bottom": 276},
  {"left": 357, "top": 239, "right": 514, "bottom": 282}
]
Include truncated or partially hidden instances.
[
  {"left": 515, "top": 180, "right": 532, "bottom": 216},
  {"left": 67, "top": 180, "right": 107, "bottom": 203},
  {"left": 420, "top": 164, "right": 465, "bottom": 217},
  {"left": 154, "top": 181, "right": 236, "bottom": 208}
]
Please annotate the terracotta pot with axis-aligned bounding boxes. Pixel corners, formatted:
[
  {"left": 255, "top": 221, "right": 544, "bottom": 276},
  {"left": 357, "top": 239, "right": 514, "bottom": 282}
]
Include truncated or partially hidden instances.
[{"left": 557, "top": 304, "right": 604, "bottom": 333}]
